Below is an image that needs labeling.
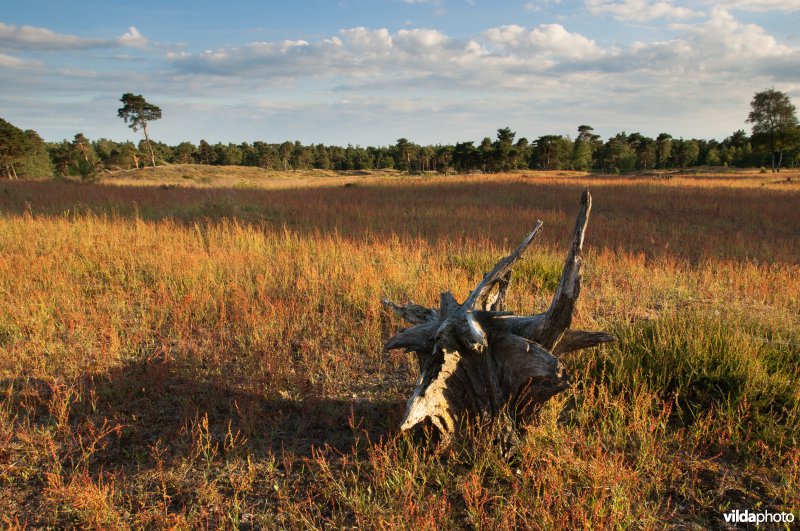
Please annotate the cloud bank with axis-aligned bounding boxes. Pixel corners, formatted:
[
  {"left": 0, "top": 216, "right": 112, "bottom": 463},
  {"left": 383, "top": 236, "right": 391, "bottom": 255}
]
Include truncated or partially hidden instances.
[
  {"left": 0, "top": 6, "right": 797, "bottom": 144},
  {"left": 0, "top": 22, "right": 147, "bottom": 51}
]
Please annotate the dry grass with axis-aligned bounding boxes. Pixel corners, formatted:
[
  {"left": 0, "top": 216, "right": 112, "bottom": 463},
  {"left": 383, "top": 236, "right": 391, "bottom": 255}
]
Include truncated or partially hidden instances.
[
  {"left": 0, "top": 169, "right": 798, "bottom": 528},
  {"left": 101, "top": 164, "right": 404, "bottom": 189},
  {"left": 100, "top": 163, "right": 800, "bottom": 191}
]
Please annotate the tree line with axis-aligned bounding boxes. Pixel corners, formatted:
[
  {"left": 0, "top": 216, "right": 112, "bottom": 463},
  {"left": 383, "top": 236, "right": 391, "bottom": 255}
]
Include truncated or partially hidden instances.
[{"left": 1, "top": 89, "right": 797, "bottom": 180}]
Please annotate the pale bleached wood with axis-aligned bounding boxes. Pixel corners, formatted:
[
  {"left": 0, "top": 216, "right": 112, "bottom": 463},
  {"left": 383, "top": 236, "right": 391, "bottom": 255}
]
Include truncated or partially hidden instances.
[{"left": 382, "top": 190, "right": 611, "bottom": 443}]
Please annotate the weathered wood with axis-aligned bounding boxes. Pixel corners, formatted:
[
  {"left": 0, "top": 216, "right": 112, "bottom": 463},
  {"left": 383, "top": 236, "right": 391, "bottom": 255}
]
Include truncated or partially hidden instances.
[
  {"left": 381, "top": 299, "right": 439, "bottom": 325},
  {"left": 463, "top": 221, "right": 543, "bottom": 314},
  {"left": 485, "top": 271, "right": 512, "bottom": 312},
  {"left": 382, "top": 190, "right": 612, "bottom": 443},
  {"left": 552, "top": 330, "right": 615, "bottom": 357}
]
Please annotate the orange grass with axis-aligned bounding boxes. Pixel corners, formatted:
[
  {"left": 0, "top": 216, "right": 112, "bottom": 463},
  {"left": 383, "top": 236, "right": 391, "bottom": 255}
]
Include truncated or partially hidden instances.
[
  {"left": 2, "top": 171, "right": 799, "bottom": 263},
  {"left": 0, "top": 172, "right": 798, "bottom": 528}
]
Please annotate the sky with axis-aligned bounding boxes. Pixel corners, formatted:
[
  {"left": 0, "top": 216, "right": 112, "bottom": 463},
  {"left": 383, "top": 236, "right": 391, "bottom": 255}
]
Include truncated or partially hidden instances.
[{"left": 1, "top": 0, "right": 798, "bottom": 146}]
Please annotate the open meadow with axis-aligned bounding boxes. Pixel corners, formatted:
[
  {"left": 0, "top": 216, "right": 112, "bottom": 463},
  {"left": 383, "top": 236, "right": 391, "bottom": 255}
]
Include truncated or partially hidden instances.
[{"left": 0, "top": 168, "right": 799, "bottom": 528}]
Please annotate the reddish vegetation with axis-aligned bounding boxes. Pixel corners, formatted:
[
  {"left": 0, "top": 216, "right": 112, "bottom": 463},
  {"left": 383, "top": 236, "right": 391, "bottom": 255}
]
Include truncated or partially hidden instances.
[
  {"left": 2, "top": 172, "right": 799, "bottom": 263},
  {"left": 0, "top": 172, "right": 797, "bottom": 528}
]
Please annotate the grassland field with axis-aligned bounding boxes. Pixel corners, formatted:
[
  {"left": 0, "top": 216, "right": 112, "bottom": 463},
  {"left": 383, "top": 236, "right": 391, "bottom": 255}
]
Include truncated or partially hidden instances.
[{"left": 0, "top": 166, "right": 798, "bottom": 528}]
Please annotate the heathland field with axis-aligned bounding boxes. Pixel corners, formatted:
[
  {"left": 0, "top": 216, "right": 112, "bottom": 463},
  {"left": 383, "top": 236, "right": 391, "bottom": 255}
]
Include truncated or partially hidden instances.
[{"left": 0, "top": 168, "right": 798, "bottom": 528}]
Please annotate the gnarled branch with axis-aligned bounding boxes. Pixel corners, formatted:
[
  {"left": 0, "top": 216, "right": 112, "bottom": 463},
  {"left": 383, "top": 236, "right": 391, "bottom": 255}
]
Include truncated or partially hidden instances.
[{"left": 382, "top": 190, "right": 612, "bottom": 443}]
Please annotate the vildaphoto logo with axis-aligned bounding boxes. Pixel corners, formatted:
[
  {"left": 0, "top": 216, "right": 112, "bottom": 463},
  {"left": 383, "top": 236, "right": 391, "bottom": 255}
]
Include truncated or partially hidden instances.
[{"left": 723, "top": 509, "right": 795, "bottom": 524}]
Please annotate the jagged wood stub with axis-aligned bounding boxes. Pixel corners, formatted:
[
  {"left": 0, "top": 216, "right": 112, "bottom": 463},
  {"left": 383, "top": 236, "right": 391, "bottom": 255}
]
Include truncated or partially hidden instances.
[{"left": 382, "top": 190, "right": 613, "bottom": 442}]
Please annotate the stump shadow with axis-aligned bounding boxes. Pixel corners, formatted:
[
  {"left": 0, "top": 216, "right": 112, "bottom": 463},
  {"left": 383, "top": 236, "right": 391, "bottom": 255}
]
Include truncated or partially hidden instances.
[{"left": 1, "top": 357, "right": 407, "bottom": 476}]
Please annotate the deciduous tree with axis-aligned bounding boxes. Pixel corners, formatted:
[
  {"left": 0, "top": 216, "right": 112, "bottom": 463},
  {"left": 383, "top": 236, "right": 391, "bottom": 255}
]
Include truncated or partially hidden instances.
[{"left": 746, "top": 88, "right": 799, "bottom": 172}]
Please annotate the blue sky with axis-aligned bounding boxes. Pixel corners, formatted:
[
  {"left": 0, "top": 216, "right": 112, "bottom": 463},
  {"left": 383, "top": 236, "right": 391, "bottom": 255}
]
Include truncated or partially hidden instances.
[{"left": 1, "top": 0, "right": 798, "bottom": 146}]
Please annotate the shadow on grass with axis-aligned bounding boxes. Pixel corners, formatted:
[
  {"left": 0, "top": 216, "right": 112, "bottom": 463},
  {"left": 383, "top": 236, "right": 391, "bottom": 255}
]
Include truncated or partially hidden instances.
[{"left": 1, "top": 356, "right": 406, "bottom": 476}]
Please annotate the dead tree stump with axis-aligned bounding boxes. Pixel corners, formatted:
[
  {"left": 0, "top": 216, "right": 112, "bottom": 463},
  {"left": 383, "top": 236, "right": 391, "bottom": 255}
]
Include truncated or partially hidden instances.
[{"left": 382, "top": 190, "right": 613, "bottom": 442}]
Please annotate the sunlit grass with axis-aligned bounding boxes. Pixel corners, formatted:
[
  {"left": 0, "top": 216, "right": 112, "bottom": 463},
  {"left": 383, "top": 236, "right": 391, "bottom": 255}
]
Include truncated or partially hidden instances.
[{"left": 0, "top": 171, "right": 798, "bottom": 527}]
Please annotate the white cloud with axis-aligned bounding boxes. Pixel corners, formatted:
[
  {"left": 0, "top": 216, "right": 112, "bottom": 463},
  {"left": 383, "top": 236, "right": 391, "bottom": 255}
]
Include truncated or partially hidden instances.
[
  {"left": 171, "top": 26, "right": 473, "bottom": 81},
  {"left": 395, "top": 28, "right": 449, "bottom": 52},
  {"left": 0, "top": 52, "right": 30, "bottom": 67},
  {"left": 117, "top": 26, "right": 148, "bottom": 49},
  {"left": 524, "top": 0, "right": 563, "bottom": 12},
  {"left": 340, "top": 27, "right": 392, "bottom": 57},
  {"left": 483, "top": 24, "right": 601, "bottom": 60},
  {"left": 4, "top": 12, "right": 799, "bottom": 144},
  {"left": 717, "top": 0, "right": 800, "bottom": 10},
  {"left": 670, "top": 7, "right": 792, "bottom": 60},
  {"left": 570, "top": 7, "right": 794, "bottom": 81},
  {"left": 166, "top": 14, "right": 797, "bottom": 95},
  {"left": 0, "top": 22, "right": 148, "bottom": 51},
  {"left": 0, "top": 22, "right": 107, "bottom": 50},
  {"left": 586, "top": 0, "right": 703, "bottom": 21}
]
